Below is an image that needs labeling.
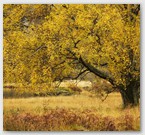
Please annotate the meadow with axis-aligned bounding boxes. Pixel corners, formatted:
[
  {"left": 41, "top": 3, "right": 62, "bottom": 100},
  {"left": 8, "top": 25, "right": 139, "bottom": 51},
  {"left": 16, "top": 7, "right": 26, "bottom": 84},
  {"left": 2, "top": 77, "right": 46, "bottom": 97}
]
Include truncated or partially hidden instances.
[
  {"left": 3, "top": 90, "right": 140, "bottom": 131},
  {"left": 3, "top": 4, "right": 140, "bottom": 132}
]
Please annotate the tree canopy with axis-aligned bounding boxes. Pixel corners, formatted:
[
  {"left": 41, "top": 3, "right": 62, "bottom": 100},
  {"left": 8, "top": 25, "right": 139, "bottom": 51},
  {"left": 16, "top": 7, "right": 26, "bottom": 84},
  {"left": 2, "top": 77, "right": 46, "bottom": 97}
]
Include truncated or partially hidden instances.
[{"left": 3, "top": 4, "right": 140, "bottom": 107}]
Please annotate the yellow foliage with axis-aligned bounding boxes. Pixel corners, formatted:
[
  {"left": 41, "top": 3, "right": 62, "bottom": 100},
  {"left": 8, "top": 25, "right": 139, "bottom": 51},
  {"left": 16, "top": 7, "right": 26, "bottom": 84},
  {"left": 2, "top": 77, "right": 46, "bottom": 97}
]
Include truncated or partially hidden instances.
[{"left": 3, "top": 4, "right": 140, "bottom": 90}]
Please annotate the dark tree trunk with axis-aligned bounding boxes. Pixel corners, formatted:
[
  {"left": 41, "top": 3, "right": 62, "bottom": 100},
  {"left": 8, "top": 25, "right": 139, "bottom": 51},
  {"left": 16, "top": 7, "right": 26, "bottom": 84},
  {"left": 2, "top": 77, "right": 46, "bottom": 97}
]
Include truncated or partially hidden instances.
[{"left": 120, "top": 81, "right": 140, "bottom": 108}]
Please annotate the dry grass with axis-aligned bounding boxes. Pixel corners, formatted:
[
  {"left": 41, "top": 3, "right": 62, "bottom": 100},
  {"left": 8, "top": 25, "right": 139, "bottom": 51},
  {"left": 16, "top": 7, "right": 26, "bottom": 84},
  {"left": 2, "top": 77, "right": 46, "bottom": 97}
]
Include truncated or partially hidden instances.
[{"left": 3, "top": 91, "right": 140, "bottom": 131}]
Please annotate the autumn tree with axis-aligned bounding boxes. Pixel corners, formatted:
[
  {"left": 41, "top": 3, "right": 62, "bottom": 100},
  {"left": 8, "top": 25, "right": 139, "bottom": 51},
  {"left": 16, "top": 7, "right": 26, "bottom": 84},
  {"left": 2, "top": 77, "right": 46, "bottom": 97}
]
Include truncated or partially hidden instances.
[{"left": 3, "top": 4, "right": 140, "bottom": 107}]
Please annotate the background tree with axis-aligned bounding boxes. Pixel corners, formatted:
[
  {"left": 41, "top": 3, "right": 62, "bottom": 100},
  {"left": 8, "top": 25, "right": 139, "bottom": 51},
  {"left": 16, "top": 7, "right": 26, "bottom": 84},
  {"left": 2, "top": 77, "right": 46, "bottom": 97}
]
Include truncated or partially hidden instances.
[{"left": 3, "top": 4, "right": 140, "bottom": 107}]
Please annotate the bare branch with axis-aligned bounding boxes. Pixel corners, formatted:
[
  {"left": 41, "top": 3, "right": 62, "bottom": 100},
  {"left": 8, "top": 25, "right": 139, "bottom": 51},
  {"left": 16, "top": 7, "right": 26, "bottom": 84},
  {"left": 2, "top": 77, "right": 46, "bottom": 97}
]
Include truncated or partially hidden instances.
[
  {"left": 73, "top": 69, "right": 88, "bottom": 80},
  {"left": 30, "top": 45, "right": 47, "bottom": 58}
]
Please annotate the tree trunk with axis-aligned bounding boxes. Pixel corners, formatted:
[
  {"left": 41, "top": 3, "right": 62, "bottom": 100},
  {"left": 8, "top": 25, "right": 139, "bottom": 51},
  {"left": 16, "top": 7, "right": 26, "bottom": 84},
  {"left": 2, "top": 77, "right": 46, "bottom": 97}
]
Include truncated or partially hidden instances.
[{"left": 120, "top": 81, "right": 140, "bottom": 108}]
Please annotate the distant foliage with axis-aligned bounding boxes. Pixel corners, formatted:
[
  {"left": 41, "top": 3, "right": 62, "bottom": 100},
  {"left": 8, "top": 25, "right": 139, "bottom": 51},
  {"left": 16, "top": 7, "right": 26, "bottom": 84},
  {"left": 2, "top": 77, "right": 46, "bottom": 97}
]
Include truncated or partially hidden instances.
[
  {"left": 4, "top": 86, "right": 80, "bottom": 98},
  {"left": 91, "top": 80, "right": 114, "bottom": 99},
  {"left": 47, "top": 87, "right": 75, "bottom": 96},
  {"left": 68, "top": 83, "right": 82, "bottom": 94}
]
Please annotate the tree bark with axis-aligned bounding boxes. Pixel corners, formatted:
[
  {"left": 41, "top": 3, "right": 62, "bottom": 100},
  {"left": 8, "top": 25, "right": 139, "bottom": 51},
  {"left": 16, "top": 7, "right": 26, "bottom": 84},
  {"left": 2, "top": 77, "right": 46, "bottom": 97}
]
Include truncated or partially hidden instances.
[{"left": 120, "top": 81, "right": 140, "bottom": 108}]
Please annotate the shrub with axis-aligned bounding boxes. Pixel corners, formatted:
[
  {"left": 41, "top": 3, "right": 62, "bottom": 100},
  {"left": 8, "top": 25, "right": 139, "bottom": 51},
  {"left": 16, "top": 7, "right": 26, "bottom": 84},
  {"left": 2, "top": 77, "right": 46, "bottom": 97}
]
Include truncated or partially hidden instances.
[
  {"left": 3, "top": 87, "right": 34, "bottom": 98},
  {"left": 4, "top": 86, "right": 76, "bottom": 98},
  {"left": 91, "top": 80, "right": 114, "bottom": 99},
  {"left": 68, "top": 84, "right": 82, "bottom": 94},
  {"left": 47, "top": 87, "right": 74, "bottom": 96}
]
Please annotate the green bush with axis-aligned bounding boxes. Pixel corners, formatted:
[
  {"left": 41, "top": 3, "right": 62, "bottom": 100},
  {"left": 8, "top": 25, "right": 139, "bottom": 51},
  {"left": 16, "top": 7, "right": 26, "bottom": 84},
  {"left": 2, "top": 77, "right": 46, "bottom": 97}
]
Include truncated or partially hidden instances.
[{"left": 47, "top": 87, "right": 74, "bottom": 96}]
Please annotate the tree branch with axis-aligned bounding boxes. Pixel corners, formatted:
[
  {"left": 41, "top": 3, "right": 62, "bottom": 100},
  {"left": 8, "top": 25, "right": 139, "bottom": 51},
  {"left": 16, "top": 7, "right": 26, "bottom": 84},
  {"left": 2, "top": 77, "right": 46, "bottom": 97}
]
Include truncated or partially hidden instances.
[
  {"left": 30, "top": 45, "right": 47, "bottom": 58},
  {"left": 73, "top": 69, "right": 88, "bottom": 80},
  {"left": 79, "top": 56, "right": 115, "bottom": 85}
]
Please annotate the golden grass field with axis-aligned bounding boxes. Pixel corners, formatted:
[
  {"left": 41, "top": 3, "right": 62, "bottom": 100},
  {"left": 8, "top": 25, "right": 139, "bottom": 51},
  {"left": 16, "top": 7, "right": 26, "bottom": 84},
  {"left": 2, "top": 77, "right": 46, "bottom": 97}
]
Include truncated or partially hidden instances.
[{"left": 3, "top": 90, "right": 140, "bottom": 131}]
